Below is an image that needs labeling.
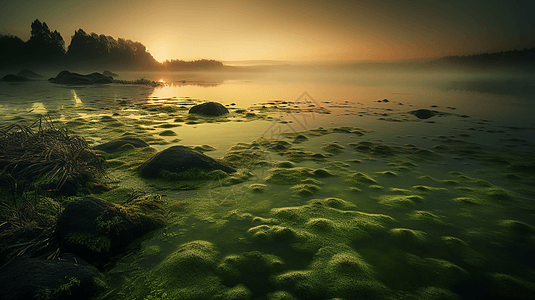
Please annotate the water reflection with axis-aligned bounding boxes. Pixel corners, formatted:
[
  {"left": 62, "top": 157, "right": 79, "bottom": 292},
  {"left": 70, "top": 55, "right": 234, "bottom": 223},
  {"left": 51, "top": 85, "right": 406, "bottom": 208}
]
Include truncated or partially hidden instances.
[{"left": 72, "top": 90, "right": 83, "bottom": 106}]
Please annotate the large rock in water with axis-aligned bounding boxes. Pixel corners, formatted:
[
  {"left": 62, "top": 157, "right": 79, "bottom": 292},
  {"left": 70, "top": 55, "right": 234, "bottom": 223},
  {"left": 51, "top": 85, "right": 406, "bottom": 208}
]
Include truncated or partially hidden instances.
[
  {"left": 189, "top": 102, "right": 229, "bottom": 116},
  {"left": 0, "top": 258, "right": 102, "bottom": 300},
  {"left": 57, "top": 197, "right": 165, "bottom": 266},
  {"left": 48, "top": 70, "right": 114, "bottom": 84},
  {"left": 16, "top": 69, "right": 42, "bottom": 78},
  {"left": 138, "top": 145, "right": 236, "bottom": 178},
  {"left": 2, "top": 74, "right": 29, "bottom": 82},
  {"left": 409, "top": 109, "right": 438, "bottom": 119},
  {"left": 92, "top": 137, "right": 149, "bottom": 153}
]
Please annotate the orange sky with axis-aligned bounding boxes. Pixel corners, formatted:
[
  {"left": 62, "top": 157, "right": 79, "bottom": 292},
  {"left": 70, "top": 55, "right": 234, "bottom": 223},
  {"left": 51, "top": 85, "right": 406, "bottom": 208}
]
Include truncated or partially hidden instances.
[{"left": 1, "top": 0, "right": 534, "bottom": 62}]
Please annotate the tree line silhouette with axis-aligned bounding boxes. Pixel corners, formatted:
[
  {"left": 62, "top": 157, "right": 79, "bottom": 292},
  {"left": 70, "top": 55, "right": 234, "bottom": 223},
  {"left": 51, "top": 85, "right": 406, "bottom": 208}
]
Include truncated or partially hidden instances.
[
  {"left": 440, "top": 48, "right": 535, "bottom": 70},
  {"left": 0, "top": 19, "right": 223, "bottom": 71}
]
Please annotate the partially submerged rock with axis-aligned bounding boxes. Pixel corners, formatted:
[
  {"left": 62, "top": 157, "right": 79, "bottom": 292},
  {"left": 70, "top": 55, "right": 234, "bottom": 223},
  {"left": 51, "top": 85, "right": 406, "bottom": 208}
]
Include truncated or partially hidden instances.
[
  {"left": 57, "top": 196, "right": 165, "bottom": 266},
  {"left": 138, "top": 145, "right": 236, "bottom": 178},
  {"left": 0, "top": 258, "right": 103, "bottom": 300},
  {"left": 16, "top": 69, "right": 42, "bottom": 78},
  {"left": 189, "top": 102, "right": 229, "bottom": 116},
  {"left": 102, "top": 70, "right": 118, "bottom": 77},
  {"left": 92, "top": 137, "right": 150, "bottom": 153},
  {"left": 1, "top": 74, "right": 29, "bottom": 82},
  {"left": 409, "top": 109, "right": 451, "bottom": 120},
  {"left": 48, "top": 70, "right": 114, "bottom": 84}
]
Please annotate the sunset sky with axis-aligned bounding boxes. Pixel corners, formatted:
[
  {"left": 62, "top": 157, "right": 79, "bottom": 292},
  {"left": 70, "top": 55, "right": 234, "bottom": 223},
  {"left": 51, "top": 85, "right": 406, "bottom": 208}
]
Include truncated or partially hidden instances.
[{"left": 1, "top": 0, "right": 534, "bottom": 63}]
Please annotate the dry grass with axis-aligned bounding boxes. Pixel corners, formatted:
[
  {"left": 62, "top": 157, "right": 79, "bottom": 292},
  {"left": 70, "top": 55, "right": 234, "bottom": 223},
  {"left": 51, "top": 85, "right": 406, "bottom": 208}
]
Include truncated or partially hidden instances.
[{"left": 0, "top": 116, "right": 105, "bottom": 193}]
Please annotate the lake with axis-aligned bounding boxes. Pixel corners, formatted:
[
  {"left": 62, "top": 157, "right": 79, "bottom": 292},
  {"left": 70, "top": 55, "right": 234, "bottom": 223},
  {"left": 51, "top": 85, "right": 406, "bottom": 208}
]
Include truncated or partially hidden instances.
[{"left": 1, "top": 66, "right": 534, "bottom": 299}]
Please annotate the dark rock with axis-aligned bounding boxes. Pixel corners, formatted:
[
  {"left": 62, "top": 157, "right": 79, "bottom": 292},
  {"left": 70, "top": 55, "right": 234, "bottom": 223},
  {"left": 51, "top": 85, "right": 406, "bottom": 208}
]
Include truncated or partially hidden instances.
[
  {"left": 382, "top": 99, "right": 389, "bottom": 102},
  {"left": 57, "top": 197, "right": 164, "bottom": 266},
  {"left": 293, "top": 134, "right": 309, "bottom": 143},
  {"left": 2, "top": 74, "right": 29, "bottom": 82},
  {"left": 0, "top": 258, "right": 102, "bottom": 300},
  {"left": 188, "top": 102, "right": 229, "bottom": 116},
  {"left": 138, "top": 145, "right": 236, "bottom": 178},
  {"left": 92, "top": 137, "right": 149, "bottom": 153},
  {"left": 48, "top": 70, "right": 114, "bottom": 84},
  {"left": 16, "top": 69, "right": 42, "bottom": 78},
  {"left": 409, "top": 109, "right": 438, "bottom": 119},
  {"left": 102, "top": 70, "right": 118, "bottom": 77}
]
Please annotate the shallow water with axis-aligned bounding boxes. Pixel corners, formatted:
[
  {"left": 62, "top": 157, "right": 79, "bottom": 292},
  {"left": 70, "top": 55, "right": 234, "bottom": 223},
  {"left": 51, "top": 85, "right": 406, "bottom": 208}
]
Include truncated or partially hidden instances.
[{"left": 1, "top": 67, "right": 534, "bottom": 299}]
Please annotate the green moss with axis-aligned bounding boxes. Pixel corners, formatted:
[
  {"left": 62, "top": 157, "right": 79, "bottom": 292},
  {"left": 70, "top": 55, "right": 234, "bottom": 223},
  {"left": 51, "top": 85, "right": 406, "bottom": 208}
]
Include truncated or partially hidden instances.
[
  {"left": 290, "top": 184, "right": 321, "bottom": 196},
  {"left": 274, "top": 245, "right": 391, "bottom": 299},
  {"left": 388, "top": 187, "right": 411, "bottom": 194},
  {"left": 404, "top": 254, "right": 469, "bottom": 289},
  {"left": 160, "top": 168, "right": 228, "bottom": 181},
  {"left": 377, "top": 195, "right": 424, "bottom": 208},
  {"left": 499, "top": 220, "right": 535, "bottom": 235},
  {"left": 369, "top": 185, "right": 384, "bottom": 190},
  {"left": 407, "top": 210, "right": 445, "bottom": 225},
  {"left": 249, "top": 183, "right": 268, "bottom": 193},
  {"left": 412, "top": 185, "right": 447, "bottom": 192},
  {"left": 322, "top": 142, "right": 345, "bottom": 154},
  {"left": 414, "top": 286, "right": 462, "bottom": 300},
  {"left": 247, "top": 198, "right": 394, "bottom": 252},
  {"left": 221, "top": 143, "right": 267, "bottom": 168},
  {"left": 215, "top": 284, "right": 253, "bottom": 300},
  {"left": 377, "top": 171, "right": 397, "bottom": 177},
  {"left": 264, "top": 167, "right": 332, "bottom": 185},
  {"left": 267, "top": 291, "right": 298, "bottom": 300},
  {"left": 35, "top": 277, "right": 81, "bottom": 300},
  {"left": 343, "top": 172, "right": 377, "bottom": 185},
  {"left": 159, "top": 130, "right": 177, "bottom": 136},
  {"left": 274, "top": 161, "right": 295, "bottom": 168},
  {"left": 488, "top": 273, "right": 535, "bottom": 299},
  {"left": 452, "top": 197, "right": 480, "bottom": 205},
  {"left": 389, "top": 228, "right": 427, "bottom": 244},
  {"left": 65, "top": 232, "right": 111, "bottom": 253},
  {"left": 121, "top": 240, "right": 223, "bottom": 300}
]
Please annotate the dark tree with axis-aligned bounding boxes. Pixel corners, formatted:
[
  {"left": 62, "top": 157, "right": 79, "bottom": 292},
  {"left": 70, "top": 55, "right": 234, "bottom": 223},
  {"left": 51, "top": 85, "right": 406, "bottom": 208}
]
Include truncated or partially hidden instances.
[{"left": 26, "top": 19, "right": 66, "bottom": 59}]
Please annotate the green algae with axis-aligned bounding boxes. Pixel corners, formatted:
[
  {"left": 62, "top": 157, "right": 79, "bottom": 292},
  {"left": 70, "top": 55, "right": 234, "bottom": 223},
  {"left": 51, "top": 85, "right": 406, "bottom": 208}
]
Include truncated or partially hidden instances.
[
  {"left": 377, "top": 195, "right": 424, "bottom": 209},
  {"left": 488, "top": 273, "right": 535, "bottom": 300},
  {"left": 274, "top": 244, "right": 391, "bottom": 299},
  {"left": 343, "top": 172, "right": 377, "bottom": 185},
  {"left": 249, "top": 183, "right": 268, "bottom": 193},
  {"left": 412, "top": 286, "right": 462, "bottom": 300},
  {"left": 274, "top": 161, "right": 295, "bottom": 168},
  {"left": 404, "top": 254, "right": 469, "bottom": 289},
  {"left": 290, "top": 184, "right": 321, "bottom": 196},
  {"left": 321, "top": 142, "right": 345, "bottom": 154},
  {"left": 221, "top": 142, "right": 267, "bottom": 168},
  {"left": 499, "top": 220, "right": 535, "bottom": 235},
  {"left": 407, "top": 210, "right": 446, "bottom": 225},
  {"left": 377, "top": 171, "right": 398, "bottom": 177},
  {"left": 389, "top": 228, "right": 427, "bottom": 244},
  {"left": 247, "top": 198, "right": 394, "bottom": 252},
  {"left": 65, "top": 232, "right": 112, "bottom": 253},
  {"left": 264, "top": 167, "right": 332, "bottom": 185}
]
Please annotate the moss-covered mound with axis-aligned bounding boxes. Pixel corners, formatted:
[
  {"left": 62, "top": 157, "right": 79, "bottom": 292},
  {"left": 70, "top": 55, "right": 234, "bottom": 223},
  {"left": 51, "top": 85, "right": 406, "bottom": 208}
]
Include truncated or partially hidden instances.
[
  {"left": 247, "top": 197, "right": 394, "bottom": 252},
  {"left": 265, "top": 167, "right": 332, "bottom": 185}
]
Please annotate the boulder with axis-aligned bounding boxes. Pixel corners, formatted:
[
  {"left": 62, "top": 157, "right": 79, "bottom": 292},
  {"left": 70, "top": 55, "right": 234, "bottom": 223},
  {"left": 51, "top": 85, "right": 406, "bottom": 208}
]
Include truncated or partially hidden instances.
[
  {"left": 102, "top": 70, "right": 118, "bottom": 77},
  {"left": 188, "top": 102, "right": 229, "bottom": 116},
  {"left": 16, "top": 69, "right": 42, "bottom": 78},
  {"left": 137, "top": 145, "right": 236, "bottom": 178},
  {"left": 2, "top": 74, "right": 29, "bottom": 82},
  {"left": 92, "top": 137, "right": 149, "bottom": 153},
  {"left": 57, "top": 196, "right": 165, "bottom": 266},
  {"left": 48, "top": 70, "right": 114, "bottom": 84},
  {"left": 0, "top": 258, "right": 102, "bottom": 300},
  {"left": 409, "top": 109, "right": 438, "bottom": 119}
]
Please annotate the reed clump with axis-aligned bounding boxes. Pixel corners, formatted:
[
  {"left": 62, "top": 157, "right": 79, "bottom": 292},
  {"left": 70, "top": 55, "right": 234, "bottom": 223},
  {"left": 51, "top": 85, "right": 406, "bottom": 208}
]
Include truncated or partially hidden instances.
[{"left": 0, "top": 116, "right": 105, "bottom": 193}]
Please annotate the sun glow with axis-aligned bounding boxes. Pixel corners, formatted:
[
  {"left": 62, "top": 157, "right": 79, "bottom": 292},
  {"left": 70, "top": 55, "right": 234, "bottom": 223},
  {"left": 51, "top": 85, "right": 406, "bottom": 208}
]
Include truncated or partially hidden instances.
[{"left": 151, "top": 45, "right": 171, "bottom": 62}]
